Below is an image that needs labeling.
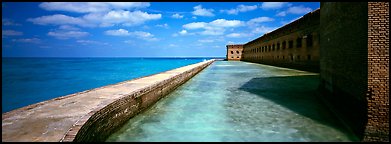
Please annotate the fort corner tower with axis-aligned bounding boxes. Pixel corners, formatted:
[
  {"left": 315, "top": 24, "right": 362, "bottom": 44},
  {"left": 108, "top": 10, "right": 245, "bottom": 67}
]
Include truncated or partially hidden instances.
[{"left": 226, "top": 44, "right": 243, "bottom": 61}]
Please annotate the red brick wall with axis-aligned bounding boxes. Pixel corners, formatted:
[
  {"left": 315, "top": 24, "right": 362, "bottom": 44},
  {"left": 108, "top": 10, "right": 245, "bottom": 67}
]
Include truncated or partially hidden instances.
[
  {"left": 364, "top": 2, "right": 389, "bottom": 142},
  {"left": 319, "top": 2, "right": 369, "bottom": 140},
  {"left": 226, "top": 45, "right": 243, "bottom": 61}
]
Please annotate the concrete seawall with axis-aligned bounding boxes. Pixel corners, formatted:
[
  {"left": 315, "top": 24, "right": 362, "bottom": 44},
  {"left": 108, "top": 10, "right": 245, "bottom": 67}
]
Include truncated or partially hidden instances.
[{"left": 2, "top": 59, "right": 215, "bottom": 142}]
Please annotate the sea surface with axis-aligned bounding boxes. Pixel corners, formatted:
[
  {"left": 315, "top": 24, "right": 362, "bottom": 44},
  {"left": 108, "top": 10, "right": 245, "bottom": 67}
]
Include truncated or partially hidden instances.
[{"left": 2, "top": 57, "right": 215, "bottom": 113}]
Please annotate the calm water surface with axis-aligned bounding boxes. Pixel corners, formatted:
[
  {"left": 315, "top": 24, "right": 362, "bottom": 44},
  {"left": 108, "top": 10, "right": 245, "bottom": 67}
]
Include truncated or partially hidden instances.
[
  {"left": 107, "top": 61, "right": 359, "bottom": 142},
  {"left": 2, "top": 57, "right": 213, "bottom": 113}
]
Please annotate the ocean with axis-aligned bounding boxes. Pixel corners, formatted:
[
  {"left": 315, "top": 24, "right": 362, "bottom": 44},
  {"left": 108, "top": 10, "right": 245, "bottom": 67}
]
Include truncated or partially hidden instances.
[{"left": 2, "top": 57, "right": 216, "bottom": 113}]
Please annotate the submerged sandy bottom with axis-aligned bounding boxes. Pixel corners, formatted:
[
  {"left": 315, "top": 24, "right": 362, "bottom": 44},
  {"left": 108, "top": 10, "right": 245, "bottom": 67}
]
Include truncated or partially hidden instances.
[{"left": 107, "top": 61, "right": 358, "bottom": 142}]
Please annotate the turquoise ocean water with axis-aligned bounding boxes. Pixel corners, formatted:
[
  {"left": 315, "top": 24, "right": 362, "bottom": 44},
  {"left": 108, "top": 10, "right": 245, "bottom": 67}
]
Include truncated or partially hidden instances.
[{"left": 2, "top": 57, "right": 215, "bottom": 113}]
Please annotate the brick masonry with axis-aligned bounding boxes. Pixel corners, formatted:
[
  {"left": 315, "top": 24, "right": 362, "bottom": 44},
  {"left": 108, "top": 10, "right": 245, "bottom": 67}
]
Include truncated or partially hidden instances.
[
  {"left": 319, "top": 2, "right": 389, "bottom": 142},
  {"left": 364, "top": 2, "right": 389, "bottom": 142},
  {"left": 226, "top": 44, "right": 243, "bottom": 61},
  {"left": 240, "top": 9, "right": 320, "bottom": 72},
  {"left": 319, "top": 2, "right": 369, "bottom": 140}
]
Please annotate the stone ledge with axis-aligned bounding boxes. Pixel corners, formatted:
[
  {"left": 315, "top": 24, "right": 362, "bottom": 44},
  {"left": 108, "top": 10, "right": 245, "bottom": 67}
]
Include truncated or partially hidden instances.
[{"left": 2, "top": 59, "right": 215, "bottom": 142}]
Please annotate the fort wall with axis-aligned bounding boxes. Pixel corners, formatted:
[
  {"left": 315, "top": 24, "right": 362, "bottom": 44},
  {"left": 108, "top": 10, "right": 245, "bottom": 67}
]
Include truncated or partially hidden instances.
[
  {"left": 226, "top": 44, "right": 243, "bottom": 61},
  {"left": 241, "top": 9, "right": 320, "bottom": 72},
  {"left": 364, "top": 2, "right": 389, "bottom": 142},
  {"left": 319, "top": 2, "right": 389, "bottom": 142}
]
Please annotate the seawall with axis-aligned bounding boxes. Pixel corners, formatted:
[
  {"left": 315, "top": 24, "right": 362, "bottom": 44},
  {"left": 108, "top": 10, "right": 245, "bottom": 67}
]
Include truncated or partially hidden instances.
[{"left": 2, "top": 59, "right": 215, "bottom": 142}]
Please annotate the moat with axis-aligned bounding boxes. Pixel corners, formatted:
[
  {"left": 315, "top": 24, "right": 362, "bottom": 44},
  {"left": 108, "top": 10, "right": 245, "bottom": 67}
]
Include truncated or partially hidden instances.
[{"left": 107, "top": 61, "right": 358, "bottom": 142}]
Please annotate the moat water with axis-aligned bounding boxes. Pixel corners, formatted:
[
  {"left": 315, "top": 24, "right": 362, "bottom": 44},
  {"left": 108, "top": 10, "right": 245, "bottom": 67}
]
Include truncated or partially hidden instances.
[{"left": 107, "top": 61, "right": 359, "bottom": 142}]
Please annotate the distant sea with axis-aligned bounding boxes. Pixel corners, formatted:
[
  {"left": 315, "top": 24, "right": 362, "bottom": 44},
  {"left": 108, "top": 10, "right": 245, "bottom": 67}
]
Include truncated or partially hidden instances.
[{"left": 2, "top": 57, "right": 219, "bottom": 113}]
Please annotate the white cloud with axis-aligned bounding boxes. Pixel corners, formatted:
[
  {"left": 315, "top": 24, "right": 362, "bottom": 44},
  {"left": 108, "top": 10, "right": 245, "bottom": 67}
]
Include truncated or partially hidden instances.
[
  {"left": 252, "top": 26, "right": 278, "bottom": 34},
  {"left": 175, "top": 29, "right": 195, "bottom": 36},
  {"left": 28, "top": 10, "right": 161, "bottom": 27},
  {"left": 27, "top": 14, "right": 93, "bottom": 27},
  {"left": 226, "top": 33, "right": 244, "bottom": 38},
  {"left": 59, "top": 25, "right": 80, "bottom": 30},
  {"left": 12, "top": 38, "right": 41, "bottom": 43},
  {"left": 83, "top": 10, "right": 161, "bottom": 27},
  {"left": 183, "top": 22, "right": 208, "bottom": 29},
  {"left": 104, "top": 29, "right": 131, "bottom": 36},
  {"left": 156, "top": 23, "right": 169, "bottom": 29},
  {"left": 209, "top": 19, "right": 244, "bottom": 27},
  {"left": 105, "top": 29, "right": 158, "bottom": 41},
  {"left": 247, "top": 17, "right": 274, "bottom": 26},
  {"left": 260, "top": 2, "right": 288, "bottom": 10},
  {"left": 221, "top": 4, "right": 257, "bottom": 15},
  {"left": 199, "top": 28, "right": 225, "bottom": 36},
  {"left": 39, "top": 2, "right": 150, "bottom": 13},
  {"left": 179, "top": 30, "right": 188, "bottom": 35},
  {"left": 286, "top": 6, "right": 313, "bottom": 14},
  {"left": 198, "top": 39, "right": 214, "bottom": 43},
  {"left": 2, "top": 30, "right": 23, "bottom": 36},
  {"left": 227, "top": 41, "right": 235, "bottom": 45},
  {"left": 192, "top": 5, "right": 214, "bottom": 17},
  {"left": 48, "top": 30, "right": 89, "bottom": 39},
  {"left": 171, "top": 13, "right": 184, "bottom": 19},
  {"left": 76, "top": 40, "right": 108, "bottom": 45},
  {"left": 2, "top": 19, "right": 21, "bottom": 26},
  {"left": 276, "top": 11, "right": 287, "bottom": 17},
  {"left": 277, "top": 6, "right": 313, "bottom": 17},
  {"left": 105, "top": 2, "right": 150, "bottom": 9},
  {"left": 182, "top": 19, "right": 244, "bottom": 36},
  {"left": 131, "top": 31, "right": 153, "bottom": 38},
  {"left": 183, "top": 19, "right": 244, "bottom": 29}
]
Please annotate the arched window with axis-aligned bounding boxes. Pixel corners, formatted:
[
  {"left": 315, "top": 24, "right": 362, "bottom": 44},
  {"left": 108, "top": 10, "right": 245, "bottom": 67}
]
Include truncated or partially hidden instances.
[
  {"left": 231, "top": 51, "right": 234, "bottom": 54},
  {"left": 236, "top": 50, "right": 239, "bottom": 54},
  {"left": 277, "top": 43, "right": 280, "bottom": 51},
  {"left": 282, "top": 41, "right": 286, "bottom": 49}
]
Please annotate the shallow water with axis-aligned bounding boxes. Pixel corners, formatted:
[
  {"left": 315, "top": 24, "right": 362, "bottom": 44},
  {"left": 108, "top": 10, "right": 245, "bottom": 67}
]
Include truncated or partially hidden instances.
[{"left": 107, "top": 61, "right": 359, "bottom": 142}]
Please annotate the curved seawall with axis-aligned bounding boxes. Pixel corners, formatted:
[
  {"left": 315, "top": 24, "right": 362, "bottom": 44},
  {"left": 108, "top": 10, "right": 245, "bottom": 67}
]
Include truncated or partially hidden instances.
[{"left": 2, "top": 59, "right": 215, "bottom": 142}]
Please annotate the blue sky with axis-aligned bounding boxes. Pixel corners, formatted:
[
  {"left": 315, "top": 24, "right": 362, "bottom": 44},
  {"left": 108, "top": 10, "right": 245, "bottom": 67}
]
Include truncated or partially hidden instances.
[{"left": 2, "top": 2, "right": 320, "bottom": 57}]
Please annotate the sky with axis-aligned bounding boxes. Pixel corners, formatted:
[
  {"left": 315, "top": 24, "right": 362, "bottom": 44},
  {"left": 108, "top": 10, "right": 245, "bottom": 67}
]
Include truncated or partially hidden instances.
[{"left": 2, "top": 2, "right": 320, "bottom": 57}]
